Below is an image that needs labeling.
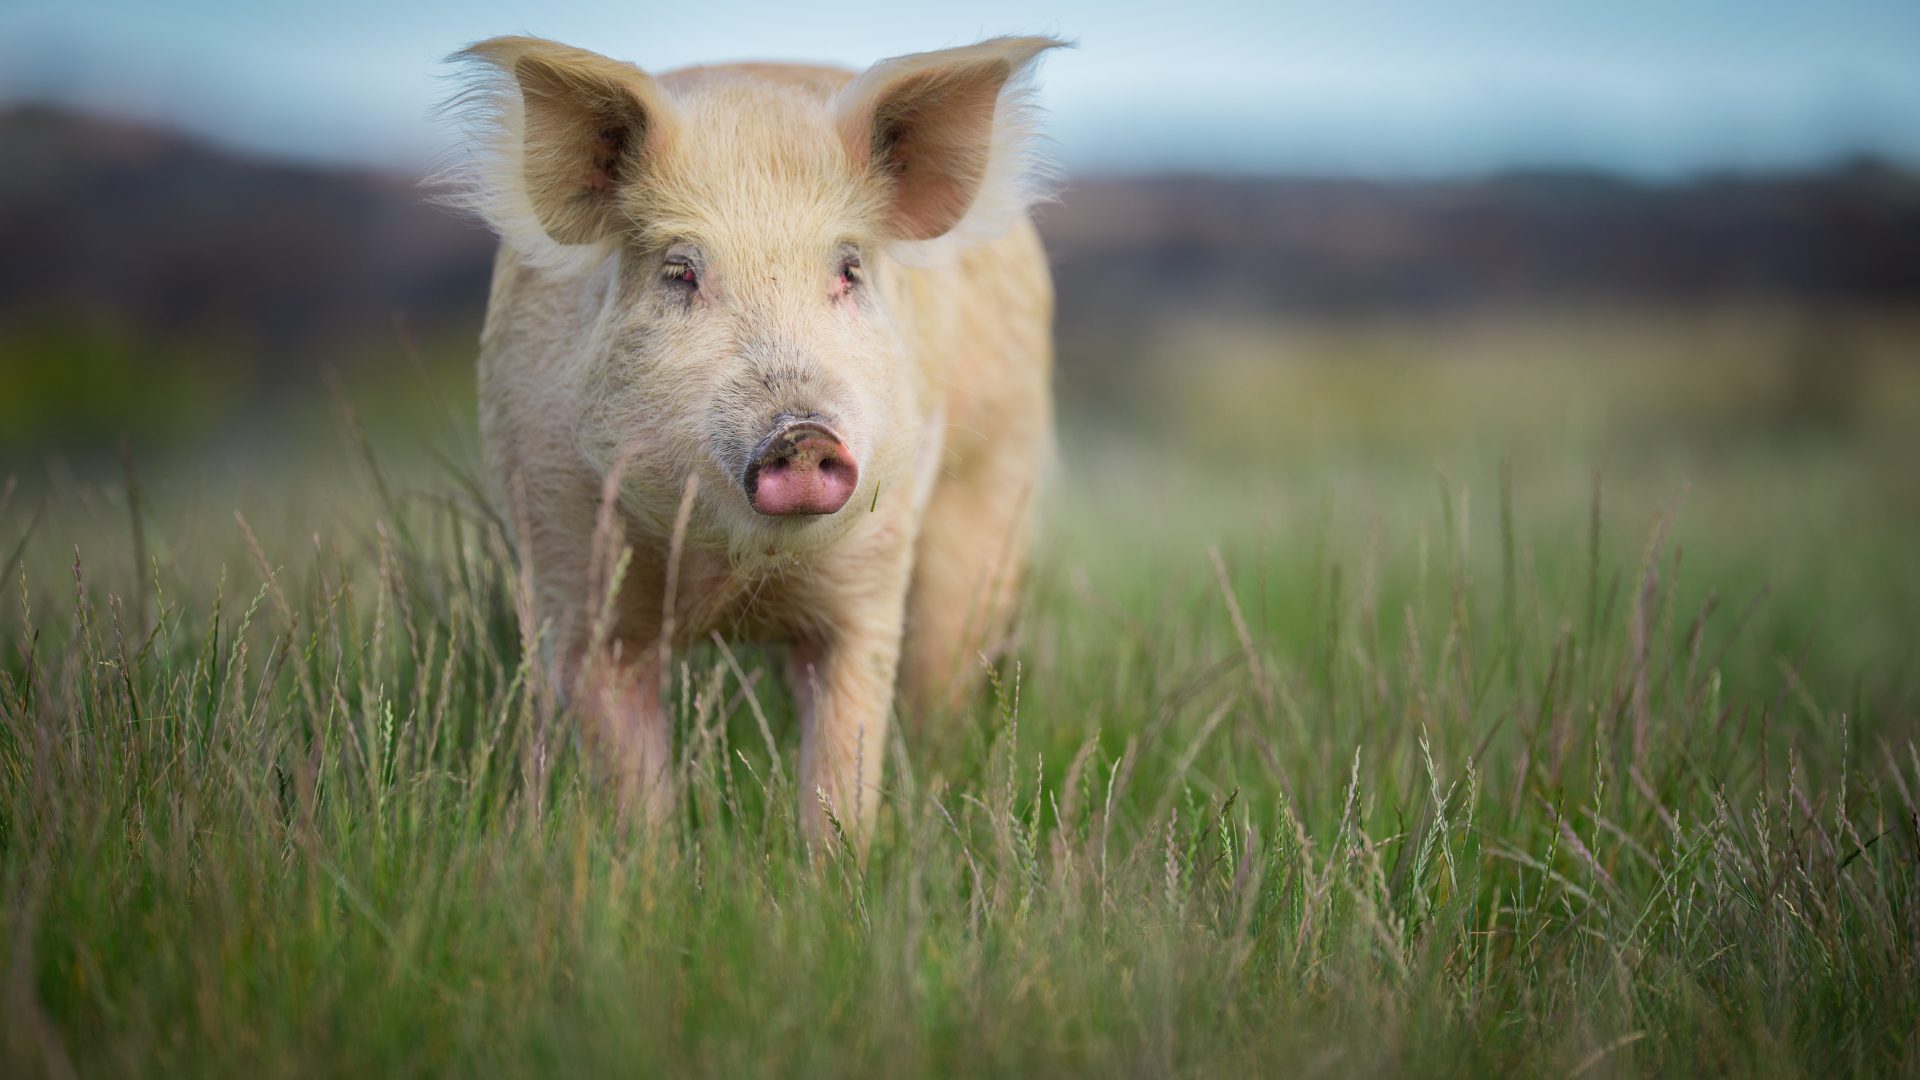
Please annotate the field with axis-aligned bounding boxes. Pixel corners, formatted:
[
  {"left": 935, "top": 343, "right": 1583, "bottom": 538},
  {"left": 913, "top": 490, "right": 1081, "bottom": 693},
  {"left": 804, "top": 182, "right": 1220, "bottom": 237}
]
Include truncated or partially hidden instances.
[{"left": 3, "top": 308, "right": 1919, "bottom": 1076}]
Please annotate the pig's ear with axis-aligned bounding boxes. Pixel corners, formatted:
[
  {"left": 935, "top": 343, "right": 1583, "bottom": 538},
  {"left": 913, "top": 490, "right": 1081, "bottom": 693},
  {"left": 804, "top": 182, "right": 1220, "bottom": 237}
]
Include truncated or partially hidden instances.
[
  {"left": 834, "top": 36, "right": 1066, "bottom": 261},
  {"left": 437, "top": 37, "right": 674, "bottom": 272}
]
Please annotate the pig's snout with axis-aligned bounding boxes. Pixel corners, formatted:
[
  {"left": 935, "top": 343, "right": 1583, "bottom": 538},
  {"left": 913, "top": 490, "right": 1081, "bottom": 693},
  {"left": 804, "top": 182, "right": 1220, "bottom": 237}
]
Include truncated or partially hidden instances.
[{"left": 744, "top": 419, "right": 859, "bottom": 517}]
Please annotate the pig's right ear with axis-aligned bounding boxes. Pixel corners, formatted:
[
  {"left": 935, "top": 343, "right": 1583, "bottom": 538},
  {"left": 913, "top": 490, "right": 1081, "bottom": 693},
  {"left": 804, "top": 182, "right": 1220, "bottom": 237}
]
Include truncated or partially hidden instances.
[{"left": 437, "top": 37, "right": 674, "bottom": 272}]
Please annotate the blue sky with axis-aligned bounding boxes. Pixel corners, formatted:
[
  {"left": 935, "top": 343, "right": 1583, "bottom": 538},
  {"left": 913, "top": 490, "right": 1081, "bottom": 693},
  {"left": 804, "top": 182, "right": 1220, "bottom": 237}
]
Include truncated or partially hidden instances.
[{"left": 3, "top": 0, "right": 1917, "bottom": 177}]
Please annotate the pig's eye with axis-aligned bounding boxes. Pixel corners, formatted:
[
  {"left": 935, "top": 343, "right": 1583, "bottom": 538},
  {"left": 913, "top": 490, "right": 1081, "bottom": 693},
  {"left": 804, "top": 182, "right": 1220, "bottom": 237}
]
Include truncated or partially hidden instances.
[
  {"left": 837, "top": 253, "right": 863, "bottom": 291},
  {"left": 663, "top": 261, "right": 698, "bottom": 288}
]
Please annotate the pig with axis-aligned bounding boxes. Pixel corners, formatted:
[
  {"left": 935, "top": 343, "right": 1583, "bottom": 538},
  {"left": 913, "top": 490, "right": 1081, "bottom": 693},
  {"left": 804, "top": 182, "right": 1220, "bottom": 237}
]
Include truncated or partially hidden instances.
[{"left": 440, "top": 35, "right": 1063, "bottom": 843}]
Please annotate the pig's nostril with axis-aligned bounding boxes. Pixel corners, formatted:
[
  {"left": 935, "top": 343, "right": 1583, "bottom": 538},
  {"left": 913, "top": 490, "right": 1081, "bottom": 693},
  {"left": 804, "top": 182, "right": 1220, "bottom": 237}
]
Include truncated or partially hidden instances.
[{"left": 746, "top": 421, "right": 860, "bottom": 517}]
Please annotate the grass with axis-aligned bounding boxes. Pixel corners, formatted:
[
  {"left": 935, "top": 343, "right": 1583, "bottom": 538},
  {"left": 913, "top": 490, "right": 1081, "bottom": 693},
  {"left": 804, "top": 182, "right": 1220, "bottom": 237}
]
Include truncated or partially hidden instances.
[{"left": 3, "top": 315, "right": 1919, "bottom": 1076}]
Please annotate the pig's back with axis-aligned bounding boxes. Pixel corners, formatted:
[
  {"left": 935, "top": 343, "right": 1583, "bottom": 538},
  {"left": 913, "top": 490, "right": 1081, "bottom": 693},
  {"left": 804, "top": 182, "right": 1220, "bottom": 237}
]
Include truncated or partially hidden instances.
[
  {"left": 658, "top": 62, "right": 854, "bottom": 98},
  {"left": 904, "top": 218, "right": 1054, "bottom": 465}
]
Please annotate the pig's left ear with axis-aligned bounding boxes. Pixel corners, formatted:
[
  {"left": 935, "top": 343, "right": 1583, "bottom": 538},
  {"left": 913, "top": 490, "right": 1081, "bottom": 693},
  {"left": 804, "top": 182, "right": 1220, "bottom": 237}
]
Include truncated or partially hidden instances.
[{"left": 834, "top": 36, "right": 1067, "bottom": 262}]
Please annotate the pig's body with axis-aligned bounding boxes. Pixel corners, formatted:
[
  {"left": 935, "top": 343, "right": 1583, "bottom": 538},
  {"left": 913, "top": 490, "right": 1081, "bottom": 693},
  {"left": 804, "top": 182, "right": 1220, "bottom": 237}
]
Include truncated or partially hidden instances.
[{"left": 456, "top": 42, "right": 1059, "bottom": 840}]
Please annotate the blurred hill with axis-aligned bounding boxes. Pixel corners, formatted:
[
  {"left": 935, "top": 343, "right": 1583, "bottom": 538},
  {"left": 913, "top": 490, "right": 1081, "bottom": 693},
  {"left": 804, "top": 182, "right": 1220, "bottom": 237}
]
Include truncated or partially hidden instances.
[
  {"left": 0, "top": 105, "right": 495, "bottom": 353},
  {"left": 1043, "top": 166, "right": 1920, "bottom": 329},
  {"left": 4, "top": 104, "right": 1920, "bottom": 451}
]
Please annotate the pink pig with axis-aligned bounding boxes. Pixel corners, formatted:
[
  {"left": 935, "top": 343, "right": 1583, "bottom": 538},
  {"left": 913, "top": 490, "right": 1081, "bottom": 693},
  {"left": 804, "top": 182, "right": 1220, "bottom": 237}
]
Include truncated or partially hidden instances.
[{"left": 443, "top": 35, "right": 1063, "bottom": 842}]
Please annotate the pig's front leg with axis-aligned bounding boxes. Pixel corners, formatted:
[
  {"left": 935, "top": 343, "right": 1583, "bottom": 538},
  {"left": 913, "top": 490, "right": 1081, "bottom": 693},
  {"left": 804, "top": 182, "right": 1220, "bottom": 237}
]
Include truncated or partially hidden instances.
[
  {"left": 569, "top": 645, "right": 675, "bottom": 826},
  {"left": 789, "top": 553, "right": 913, "bottom": 849}
]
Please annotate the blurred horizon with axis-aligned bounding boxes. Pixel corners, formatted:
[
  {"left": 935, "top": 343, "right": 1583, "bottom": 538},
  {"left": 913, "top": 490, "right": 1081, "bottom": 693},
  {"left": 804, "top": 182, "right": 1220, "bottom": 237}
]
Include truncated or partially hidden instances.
[{"left": 4, "top": 0, "right": 1920, "bottom": 179}]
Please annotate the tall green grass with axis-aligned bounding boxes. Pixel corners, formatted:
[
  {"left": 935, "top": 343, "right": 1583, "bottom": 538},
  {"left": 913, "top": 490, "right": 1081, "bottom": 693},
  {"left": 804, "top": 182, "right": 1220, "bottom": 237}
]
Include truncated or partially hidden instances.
[{"left": 2, "top": 391, "right": 1917, "bottom": 1075}]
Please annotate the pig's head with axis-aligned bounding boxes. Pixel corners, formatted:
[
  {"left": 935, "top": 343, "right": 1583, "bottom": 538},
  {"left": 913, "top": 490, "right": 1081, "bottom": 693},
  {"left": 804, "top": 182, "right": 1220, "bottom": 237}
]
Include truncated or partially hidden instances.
[{"left": 443, "top": 35, "right": 1062, "bottom": 560}]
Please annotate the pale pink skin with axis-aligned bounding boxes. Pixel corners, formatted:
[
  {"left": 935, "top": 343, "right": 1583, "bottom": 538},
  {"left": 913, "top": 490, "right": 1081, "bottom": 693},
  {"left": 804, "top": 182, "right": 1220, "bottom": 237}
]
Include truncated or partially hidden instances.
[{"left": 454, "top": 36, "right": 1061, "bottom": 846}]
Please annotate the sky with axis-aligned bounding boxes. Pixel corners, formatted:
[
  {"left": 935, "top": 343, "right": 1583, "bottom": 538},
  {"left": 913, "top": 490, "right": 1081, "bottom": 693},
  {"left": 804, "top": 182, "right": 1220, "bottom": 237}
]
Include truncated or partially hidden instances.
[{"left": 2, "top": 0, "right": 1918, "bottom": 178}]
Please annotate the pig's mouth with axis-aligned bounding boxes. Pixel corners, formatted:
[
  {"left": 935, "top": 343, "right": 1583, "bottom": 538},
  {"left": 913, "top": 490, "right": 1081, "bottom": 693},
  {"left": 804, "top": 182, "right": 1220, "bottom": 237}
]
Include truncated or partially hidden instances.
[{"left": 741, "top": 417, "right": 861, "bottom": 518}]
